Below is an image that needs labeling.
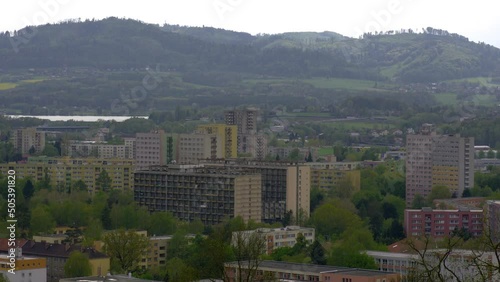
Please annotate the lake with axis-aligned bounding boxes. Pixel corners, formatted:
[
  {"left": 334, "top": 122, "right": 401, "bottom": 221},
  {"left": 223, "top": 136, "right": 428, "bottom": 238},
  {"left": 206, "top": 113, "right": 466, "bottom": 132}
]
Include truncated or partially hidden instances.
[{"left": 6, "top": 115, "right": 149, "bottom": 122}]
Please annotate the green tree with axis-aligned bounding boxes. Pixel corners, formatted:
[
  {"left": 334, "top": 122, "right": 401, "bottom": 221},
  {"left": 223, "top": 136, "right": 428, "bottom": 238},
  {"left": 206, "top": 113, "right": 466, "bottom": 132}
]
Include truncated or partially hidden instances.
[
  {"left": 232, "top": 230, "right": 267, "bottom": 282},
  {"left": 147, "top": 212, "right": 178, "bottom": 236},
  {"left": 64, "top": 251, "right": 92, "bottom": 278},
  {"left": 72, "top": 180, "right": 88, "bottom": 193},
  {"left": 96, "top": 169, "right": 112, "bottom": 192},
  {"left": 478, "top": 150, "right": 485, "bottom": 159},
  {"left": 165, "top": 258, "right": 198, "bottom": 282},
  {"left": 428, "top": 185, "right": 452, "bottom": 203},
  {"left": 487, "top": 150, "right": 495, "bottom": 159},
  {"left": 411, "top": 194, "right": 428, "bottom": 209},
  {"left": 41, "top": 144, "right": 60, "bottom": 156},
  {"left": 309, "top": 200, "right": 363, "bottom": 239},
  {"left": 103, "top": 229, "right": 150, "bottom": 273},
  {"left": 288, "top": 148, "right": 300, "bottom": 161},
  {"left": 30, "top": 205, "right": 56, "bottom": 235},
  {"left": 22, "top": 179, "right": 35, "bottom": 200},
  {"left": 83, "top": 218, "right": 103, "bottom": 247},
  {"left": 309, "top": 240, "right": 326, "bottom": 265},
  {"left": 0, "top": 273, "right": 9, "bottom": 282}
]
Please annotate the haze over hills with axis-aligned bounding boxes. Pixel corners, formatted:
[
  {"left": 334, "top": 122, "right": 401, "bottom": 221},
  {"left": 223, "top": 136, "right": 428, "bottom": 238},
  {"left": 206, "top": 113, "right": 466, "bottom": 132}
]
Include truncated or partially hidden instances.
[{"left": 0, "top": 18, "right": 499, "bottom": 115}]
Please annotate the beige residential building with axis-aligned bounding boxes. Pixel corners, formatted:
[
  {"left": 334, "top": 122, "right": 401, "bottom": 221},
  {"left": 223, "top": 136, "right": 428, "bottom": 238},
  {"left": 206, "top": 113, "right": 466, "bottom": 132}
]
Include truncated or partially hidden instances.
[
  {"left": 177, "top": 133, "right": 222, "bottom": 164},
  {"left": 0, "top": 157, "right": 135, "bottom": 194},
  {"left": 406, "top": 125, "right": 474, "bottom": 206},
  {"left": 200, "top": 160, "right": 311, "bottom": 223},
  {"left": 286, "top": 166, "right": 311, "bottom": 219},
  {"left": 196, "top": 124, "right": 238, "bottom": 158},
  {"left": 65, "top": 141, "right": 134, "bottom": 159},
  {"left": 135, "top": 130, "right": 166, "bottom": 170},
  {"left": 11, "top": 127, "right": 46, "bottom": 154},
  {"left": 232, "top": 226, "right": 315, "bottom": 255}
]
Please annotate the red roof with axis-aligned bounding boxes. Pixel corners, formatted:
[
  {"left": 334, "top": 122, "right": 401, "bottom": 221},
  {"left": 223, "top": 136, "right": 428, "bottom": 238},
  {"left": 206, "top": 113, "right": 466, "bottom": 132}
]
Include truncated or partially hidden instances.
[{"left": 0, "top": 238, "right": 28, "bottom": 252}]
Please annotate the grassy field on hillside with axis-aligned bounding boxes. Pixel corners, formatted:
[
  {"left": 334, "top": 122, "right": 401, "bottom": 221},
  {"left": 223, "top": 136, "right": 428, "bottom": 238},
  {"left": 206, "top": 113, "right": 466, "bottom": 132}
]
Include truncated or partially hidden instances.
[
  {"left": 433, "top": 93, "right": 458, "bottom": 106},
  {"left": 0, "top": 83, "right": 18, "bottom": 90}
]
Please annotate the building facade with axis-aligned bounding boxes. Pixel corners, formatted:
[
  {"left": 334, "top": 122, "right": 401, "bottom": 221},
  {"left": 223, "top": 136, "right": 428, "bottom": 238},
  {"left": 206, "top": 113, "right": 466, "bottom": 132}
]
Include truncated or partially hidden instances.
[
  {"left": 224, "top": 108, "right": 267, "bottom": 159},
  {"left": 0, "top": 157, "right": 135, "bottom": 194},
  {"left": 134, "top": 165, "right": 262, "bottom": 225},
  {"left": 135, "top": 130, "right": 166, "bottom": 170},
  {"left": 224, "top": 261, "right": 401, "bottom": 282},
  {"left": 406, "top": 126, "right": 474, "bottom": 206},
  {"left": 177, "top": 133, "right": 223, "bottom": 164},
  {"left": 11, "top": 127, "right": 46, "bottom": 155},
  {"left": 0, "top": 254, "right": 47, "bottom": 282},
  {"left": 200, "top": 159, "right": 311, "bottom": 223},
  {"left": 232, "top": 226, "right": 315, "bottom": 255},
  {"left": 404, "top": 208, "right": 483, "bottom": 238},
  {"left": 308, "top": 165, "right": 361, "bottom": 192},
  {"left": 196, "top": 124, "right": 238, "bottom": 159},
  {"left": 486, "top": 200, "right": 500, "bottom": 243},
  {"left": 65, "top": 141, "right": 134, "bottom": 159}
]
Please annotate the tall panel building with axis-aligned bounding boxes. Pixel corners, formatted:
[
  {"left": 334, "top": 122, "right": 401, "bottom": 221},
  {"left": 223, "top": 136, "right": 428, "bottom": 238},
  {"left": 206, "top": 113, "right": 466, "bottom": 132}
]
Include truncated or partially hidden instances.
[
  {"left": 11, "top": 127, "right": 46, "bottom": 154},
  {"left": 196, "top": 124, "right": 238, "bottom": 158},
  {"left": 406, "top": 125, "right": 474, "bottom": 206},
  {"left": 135, "top": 130, "right": 166, "bottom": 170},
  {"left": 224, "top": 108, "right": 267, "bottom": 159}
]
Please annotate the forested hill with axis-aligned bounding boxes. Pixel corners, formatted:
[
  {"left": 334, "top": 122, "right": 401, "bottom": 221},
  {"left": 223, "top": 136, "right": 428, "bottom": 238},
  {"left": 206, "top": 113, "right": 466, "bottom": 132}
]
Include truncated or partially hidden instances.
[{"left": 1, "top": 17, "right": 500, "bottom": 82}]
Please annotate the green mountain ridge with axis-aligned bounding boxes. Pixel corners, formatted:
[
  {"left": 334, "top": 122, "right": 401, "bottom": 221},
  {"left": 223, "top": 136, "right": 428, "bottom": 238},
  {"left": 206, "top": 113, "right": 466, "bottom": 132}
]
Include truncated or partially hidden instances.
[{"left": 1, "top": 18, "right": 499, "bottom": 83}]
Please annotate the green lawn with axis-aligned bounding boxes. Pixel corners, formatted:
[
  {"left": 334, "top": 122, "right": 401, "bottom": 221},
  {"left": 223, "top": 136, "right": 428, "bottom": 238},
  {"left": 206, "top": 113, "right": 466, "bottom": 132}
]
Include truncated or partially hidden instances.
[
  {"left": 243, "top": 77, "right": 394, "bottom": 91},
  {"left": 433, "top": 93, "right": 458, "bottom": 106},
  {"left": 473, "top": 94, "right": 499, "bottom": 106},
  {"left": 303, "top": 77, "right": 392, "bottom": 91},
  {"left": 322, "top": 120, "right": 396, "bottom": 130},
  {"left": 0, "top": 82, "right": 18, "bottom": 90}
]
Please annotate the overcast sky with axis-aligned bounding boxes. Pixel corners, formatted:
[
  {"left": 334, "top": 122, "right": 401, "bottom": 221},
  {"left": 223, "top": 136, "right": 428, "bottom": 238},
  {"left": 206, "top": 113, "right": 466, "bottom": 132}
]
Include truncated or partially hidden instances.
[{"left": 2, "top": 0, "right": 500, "bottom": 47}]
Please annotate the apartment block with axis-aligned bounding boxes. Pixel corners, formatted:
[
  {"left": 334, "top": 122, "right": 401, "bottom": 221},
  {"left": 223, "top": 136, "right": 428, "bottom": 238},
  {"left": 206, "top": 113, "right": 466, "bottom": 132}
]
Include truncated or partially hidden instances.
[
  {"left": 307, "top": 164, "right": 361, "bottom": 192},
  {"left": 0, "top": 157, "right": 135, "bottom": 194},
  {"left": 367, "top": 249, "right": 500, "bottom": 281},
  {"left": 135, "top": 130, "right": 166, "bottom": 170},
  {"left": 404, "top": 207, "right": 483, "bottom": 238},
  {"left": 0, "top": 253, "right": 47, "bottom": 282},
  {"left": 366, "top": 251, "right": 417, "bottom": 277},
  {"left": 224, "top": 261, "right": 400, "bottom": 282},
  {"left": 11, "top": 127, "right": 46, "bottom": 154},
  {"left": 486, "top": 200, "right": 500, "bottom": 243},
  {"left": 134, "top": 165, "right": 262, "bottom": 225},
  {"left": 65, "top": 141, "right": 134, "bottom": 159},
  {"left": 200, "top": 159, "right": 311, "bottom": 223},
  {"left": 232, "top": 226, "right": 315, "bottom": 255},
  {"left": 406, "top": 125, "right": 474, "bottom": 206},
  {"left": 65, "top": 141, "right": 98, "bottom": 157},
  {"left": 224, "top": 108, "right": 267, "bottom": 159},
  {"left": 177, "top": 133, "right": 222, "bottom": 164},
  {"left": 196, "top": 124, "right": 237, "bottom": 158}
]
